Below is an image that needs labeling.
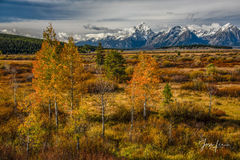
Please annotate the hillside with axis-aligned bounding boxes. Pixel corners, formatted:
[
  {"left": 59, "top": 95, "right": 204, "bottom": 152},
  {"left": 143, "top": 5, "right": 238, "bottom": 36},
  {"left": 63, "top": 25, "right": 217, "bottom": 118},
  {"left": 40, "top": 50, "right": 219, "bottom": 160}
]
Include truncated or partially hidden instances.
[
  {"left": 0, "top": 33, "right": 42, "bottom": 54},
  {"left": 0, "top": 33, "right": 99, "bottom": 54}
]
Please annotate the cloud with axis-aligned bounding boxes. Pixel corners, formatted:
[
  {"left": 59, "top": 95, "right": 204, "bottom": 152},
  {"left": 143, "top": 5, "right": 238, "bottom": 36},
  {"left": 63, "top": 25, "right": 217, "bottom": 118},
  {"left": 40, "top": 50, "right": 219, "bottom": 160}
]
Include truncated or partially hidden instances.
[
  {"left": 0, "top": 0, "right": 240, "bottom": 36},
  {"left": 83, "top": 24, "right": 121, "bottom": 32},
  {"left": 0, "top": 28, "right": 17, "bottom": 34}
]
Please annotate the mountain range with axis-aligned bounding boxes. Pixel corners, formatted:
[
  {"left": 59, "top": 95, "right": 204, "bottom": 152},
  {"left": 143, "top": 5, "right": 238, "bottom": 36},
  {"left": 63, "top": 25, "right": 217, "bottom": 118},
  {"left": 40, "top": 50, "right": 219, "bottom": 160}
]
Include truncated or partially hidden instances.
[{"left": 76, "top": 23, "right": 240, "bottom": 49}]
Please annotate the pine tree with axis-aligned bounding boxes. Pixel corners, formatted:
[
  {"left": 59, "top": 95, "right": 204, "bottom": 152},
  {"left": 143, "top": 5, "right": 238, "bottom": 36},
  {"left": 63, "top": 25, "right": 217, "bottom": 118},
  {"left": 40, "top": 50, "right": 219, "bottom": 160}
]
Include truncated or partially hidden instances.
[
  {"left": 96, "top": 42, "right": 104, "bottom": 66},
  {"left": 163, "top": 83, "right": 173, "bottom": 104},
  {"left": 104, "top": 50, "right": 126, "bottom": 82}
]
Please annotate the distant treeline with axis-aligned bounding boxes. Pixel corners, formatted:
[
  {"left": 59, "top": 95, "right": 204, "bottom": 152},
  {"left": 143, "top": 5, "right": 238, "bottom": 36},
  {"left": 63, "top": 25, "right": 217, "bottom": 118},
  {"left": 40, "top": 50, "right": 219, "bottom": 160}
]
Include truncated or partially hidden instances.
[
  {"left": 0, "top": 33, "right": 97, "bottom": 54},
  {"left": 77, "top": 44, "right": 97, "bottom": 53},
  {"left": 0, "top": 33, "right": 233, "bottom": 54},
  {"left": 0, "top": 33, "right": 43, "bottom": 54},
  {"left": 158, "top": 44, "right": 233, "bottom": 49}
]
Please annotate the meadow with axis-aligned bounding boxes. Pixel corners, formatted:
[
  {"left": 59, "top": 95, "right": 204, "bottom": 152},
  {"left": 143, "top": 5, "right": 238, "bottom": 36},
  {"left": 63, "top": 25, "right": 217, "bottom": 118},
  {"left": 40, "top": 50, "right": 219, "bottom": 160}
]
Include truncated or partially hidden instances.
[{"left": 0, "top": 40, "right": 240, "bottom": 159}]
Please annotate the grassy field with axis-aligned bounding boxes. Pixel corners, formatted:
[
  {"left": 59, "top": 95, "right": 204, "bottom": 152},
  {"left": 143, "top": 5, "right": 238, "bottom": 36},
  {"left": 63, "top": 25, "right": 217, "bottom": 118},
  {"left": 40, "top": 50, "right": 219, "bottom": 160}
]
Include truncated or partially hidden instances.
[{"left": 0, "top": 49, "right": 240, "bottom": 159}]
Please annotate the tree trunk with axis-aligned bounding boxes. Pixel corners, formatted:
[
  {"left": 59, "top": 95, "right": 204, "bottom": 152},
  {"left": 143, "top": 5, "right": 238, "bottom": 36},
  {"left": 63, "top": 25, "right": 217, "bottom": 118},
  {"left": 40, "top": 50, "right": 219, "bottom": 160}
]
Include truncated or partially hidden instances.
[
  {"left": 130, "top": 105, "right": 134, "bottom": 141},
  {"left": 48, "top": 100, "right": 51, "bottom": 120},
  {"left": 71, "top": 77, "right": 74, "bottom": 114},
  {"left": 76, "top": 136, "right": 80, "bottom": 151},
  {"left": 70, "top": 60, "right": 74, "bottom": 117},
  {"left": 143, "top": 96, "right": 147, "bottom": 120},
  {"left": 169, "top": 122, "right": 172, "bottom": 144},
  {"left": 13, "top": 72, "right": 17, "bottom": 113},
  {"left": 26, "top": 136, "right": 29, "bottom": 159},
  {"left": 55, "top": 100, "right": 58, "bottom": 128},
  {"left": 209, "top": 93, "right": 212, "bottom": 115},
  {"left": 101, "top": 94, "right": 105, "bottom": 138}
]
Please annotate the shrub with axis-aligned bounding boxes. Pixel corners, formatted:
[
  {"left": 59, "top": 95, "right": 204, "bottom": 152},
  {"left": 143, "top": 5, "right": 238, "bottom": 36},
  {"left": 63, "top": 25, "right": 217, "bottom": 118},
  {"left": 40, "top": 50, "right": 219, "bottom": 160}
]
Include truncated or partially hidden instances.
[
  {"left": 214, "top": 86, "right": 240, "bottom": 97},
  {"left": 177, "top": 51, "right": 181, "bottom": 56},
  {"left": 163, "top": 102, "right": 213, "bottom": 123},
  {"left": 172, "top": 124, "right": 195, "bottom": 146},
  {"left": 162, "top": 60, "right": 174, "bottom": 67},
  {"left": 125, "top": 65, "right": 134, "bottom": 77},
  {"left": 226, "top": 57, "right": 234, "bottom": 62},
  {"left": 150, "top": 128, "right": 168, "bottom": 149},
  {"left": 192, "top": 59, "right": 202, "bottom": 67},
  {"left": 189, "top": 71, "right": 205, "bottom": 79},
  {"left": 212, "top": 108, "right": 226, "bottom": 117},
  {"left": 170, "top": 74, "right": 189, "bottom": 83},
  {"left": 143, "top": 144, "right": 164, "bottom": 159},
  {"left": 108, "top": 105, "right": 131, "bottom": 122},
  {"left": 234, "top": 66, "right": 240, "bottom": 75},
  {"left": 84, "top": 78, "right": 118, "bottom": 93},
  {"left": 181, "top": 79, "right": 207, "bottom": 91},
  {"left": 119, "top": 143, "right": 144, "bottom": 159},
  {"left": 207, "top": 56, "right": 216, "bottom": 63},
  {"left": 179, "top": 57, "right": 193, "bottom": 62}
]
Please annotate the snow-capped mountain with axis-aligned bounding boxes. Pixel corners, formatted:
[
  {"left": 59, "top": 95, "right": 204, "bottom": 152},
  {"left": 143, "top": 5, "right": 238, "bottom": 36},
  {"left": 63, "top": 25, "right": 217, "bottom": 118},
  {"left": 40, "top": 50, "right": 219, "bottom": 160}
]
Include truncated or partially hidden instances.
[
  {"left": 76, "top": 22, "right": 156, "bottom": 49},
  {"left": 3, "top": 23, "right": 239, "bottom": 49},
  {"left": 147, "top": 26, "right": 207, "bottom": 48},
  {"left": 76, "top": 22, "right": 240, "bottom": 49},
  {"left": 207, "top": 23, "right": 240, "bottom": 46},
  {"left": 187, "top": 23, "right": 222, "bottom": 37}
]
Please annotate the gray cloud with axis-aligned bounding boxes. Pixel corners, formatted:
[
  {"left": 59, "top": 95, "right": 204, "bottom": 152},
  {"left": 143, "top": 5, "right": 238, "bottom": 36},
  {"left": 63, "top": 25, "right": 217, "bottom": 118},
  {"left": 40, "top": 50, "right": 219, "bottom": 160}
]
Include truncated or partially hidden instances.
[
  {"left": 0, "top": 0, "right": 240, "bottom": 35},
  {"left": 83, "top": 24, "right": 121, "bottom": 32}
]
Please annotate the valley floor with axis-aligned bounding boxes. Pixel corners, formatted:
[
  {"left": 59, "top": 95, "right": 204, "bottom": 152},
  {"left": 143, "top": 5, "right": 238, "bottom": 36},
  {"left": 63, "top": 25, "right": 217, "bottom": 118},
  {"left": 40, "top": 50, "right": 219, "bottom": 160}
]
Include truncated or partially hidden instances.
[{"left": 0, "top": 50, "right": 240, "bottom": 160}]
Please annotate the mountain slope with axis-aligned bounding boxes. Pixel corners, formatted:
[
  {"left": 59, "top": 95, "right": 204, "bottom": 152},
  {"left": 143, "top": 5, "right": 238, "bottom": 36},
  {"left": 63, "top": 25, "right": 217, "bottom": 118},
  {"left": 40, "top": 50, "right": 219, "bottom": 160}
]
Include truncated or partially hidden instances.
[
  {"left": 147, "top": 26, "right": 207, "bottom": 48},
  {"left": 208, "top": 23, "right": 240, "bottom": 46}
]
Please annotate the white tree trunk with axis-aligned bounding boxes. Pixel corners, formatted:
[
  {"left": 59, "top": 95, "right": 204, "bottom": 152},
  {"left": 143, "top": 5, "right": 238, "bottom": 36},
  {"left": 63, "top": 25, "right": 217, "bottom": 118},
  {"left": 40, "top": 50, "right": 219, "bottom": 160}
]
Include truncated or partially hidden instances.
[
  {"left": 209, "top": 93, "right": 212, "bottom": 115},
  {"left": 55, "top": 100, "right": 58, "bottom": 128},
  {"left": 48, "top": 100, "right": 51, "bottom": 120},
  {"left": 26, "top": 135, "right": 29, "bottom": 158},
  {"left": 143, "top": 96, "right": 147, "bottom": 120},
  {"left": 130, "top": 105, "right": 134, "bottom": 141},
  {"left": 13, "top": 72, "right": 17, "bottom": 113},
  {"left": 76, "top": 136, "right": 79, "bottom": 151},
  {"left": 101, "top": 94, "right": 105, "bottom": 138},
  {"left": 169, "top": 122, "right": 172, "bottom": 143}
]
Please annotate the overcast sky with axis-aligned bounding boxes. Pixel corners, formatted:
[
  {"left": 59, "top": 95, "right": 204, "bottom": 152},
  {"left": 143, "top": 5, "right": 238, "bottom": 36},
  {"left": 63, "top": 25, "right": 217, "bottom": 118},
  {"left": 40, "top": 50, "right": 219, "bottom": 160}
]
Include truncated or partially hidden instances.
[{"left": 0, "top": 0, "right": 240, "bottom": 37}]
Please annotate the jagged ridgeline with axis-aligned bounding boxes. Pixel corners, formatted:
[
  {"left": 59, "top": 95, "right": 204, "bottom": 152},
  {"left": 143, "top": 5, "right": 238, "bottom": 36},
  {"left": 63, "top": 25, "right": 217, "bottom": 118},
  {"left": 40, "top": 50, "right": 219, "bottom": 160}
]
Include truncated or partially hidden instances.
[
  {"left": 0, "top": 33, "right": 97, "bottom": 54},
  {"left": 76, "top": 23, "right": 240, "bottom": 49}
]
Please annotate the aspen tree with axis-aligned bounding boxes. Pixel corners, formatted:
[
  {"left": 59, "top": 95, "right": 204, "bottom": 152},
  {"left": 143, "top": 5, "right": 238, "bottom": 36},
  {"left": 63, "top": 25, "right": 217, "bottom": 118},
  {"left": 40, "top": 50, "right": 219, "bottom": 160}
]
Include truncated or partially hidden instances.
[{"left": 129, "top": 54, "right": 159, "bottom": 120}]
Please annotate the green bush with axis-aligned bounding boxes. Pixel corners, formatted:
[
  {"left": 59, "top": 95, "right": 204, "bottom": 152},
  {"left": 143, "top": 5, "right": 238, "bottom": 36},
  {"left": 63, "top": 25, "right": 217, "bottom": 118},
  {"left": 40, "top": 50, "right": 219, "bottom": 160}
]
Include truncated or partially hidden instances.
[{"left": 163, "top": 102, "right": 213, "bottom": 123}]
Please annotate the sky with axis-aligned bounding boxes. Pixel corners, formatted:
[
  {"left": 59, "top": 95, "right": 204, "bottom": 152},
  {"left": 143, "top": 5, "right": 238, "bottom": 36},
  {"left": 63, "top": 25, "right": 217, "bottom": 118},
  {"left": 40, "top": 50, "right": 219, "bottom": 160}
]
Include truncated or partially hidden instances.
[{"left": 0, "top": 0, "right": 240, "bottom": 38}]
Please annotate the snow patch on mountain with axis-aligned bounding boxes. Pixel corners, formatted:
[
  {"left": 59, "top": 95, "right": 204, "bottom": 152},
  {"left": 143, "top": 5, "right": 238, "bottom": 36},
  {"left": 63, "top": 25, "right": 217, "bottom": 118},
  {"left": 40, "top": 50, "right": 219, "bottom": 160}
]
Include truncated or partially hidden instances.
[
  {"left": 57, "top": 32, "right": 82, "bottom": 42},
  {"left": 83, "top": 22, "right": 154, "bottom": 41},
  {"left": 221, "top": 23, "right": 235, "bottom": 31},
  {"left": 187, "top": 23, "right": 221, "bottom": 37}
]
